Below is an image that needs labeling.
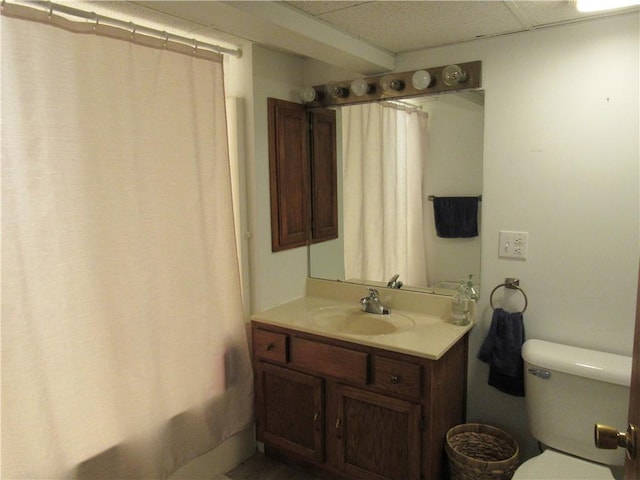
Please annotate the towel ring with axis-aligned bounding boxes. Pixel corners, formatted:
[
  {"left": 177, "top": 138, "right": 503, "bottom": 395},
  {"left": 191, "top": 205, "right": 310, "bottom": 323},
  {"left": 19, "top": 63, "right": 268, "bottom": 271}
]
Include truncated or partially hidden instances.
[{"left": 489, "top": 278, "right": 528, "bottom": 313}]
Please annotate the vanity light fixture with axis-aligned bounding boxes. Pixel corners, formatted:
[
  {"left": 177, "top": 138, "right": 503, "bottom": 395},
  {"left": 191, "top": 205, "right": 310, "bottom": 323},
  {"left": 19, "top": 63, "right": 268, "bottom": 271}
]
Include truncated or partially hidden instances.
[
  {"left": 299, "top": 86, "right": 321, "bottom": 103},
  {"left": 325, "top": 81, "right": 349, "bottom": 99},
  {"left": 350, "top": 78, "right": 375, "bottom": 97},
  {"left": 441, "top": 64, "right": 468, "bottom": 87},
  {"left": 411, "top": 69, "right": 432, "bottom": 90},
  {"left": 379, "top": 75, "right": 405, "bottom": 94},
  {"left": 300, "top": 61, "right": 481, "bottom": 107}
]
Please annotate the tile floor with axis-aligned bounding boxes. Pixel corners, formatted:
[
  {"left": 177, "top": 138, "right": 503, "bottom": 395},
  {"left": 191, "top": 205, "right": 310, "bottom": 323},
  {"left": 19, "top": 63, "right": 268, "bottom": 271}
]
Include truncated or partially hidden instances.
[{"left": 223, "top": 453, "right": 325, "bottom": 480}]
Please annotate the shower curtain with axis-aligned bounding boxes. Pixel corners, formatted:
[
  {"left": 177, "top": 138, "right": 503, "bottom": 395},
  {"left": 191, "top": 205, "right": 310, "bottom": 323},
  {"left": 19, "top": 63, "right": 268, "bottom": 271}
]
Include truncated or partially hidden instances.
[
  {"left": 2, "top": 10, "right": 253, "bottom": 480},
  {"left": 342, "top": 102, "right": 429, "bottom": 287}
]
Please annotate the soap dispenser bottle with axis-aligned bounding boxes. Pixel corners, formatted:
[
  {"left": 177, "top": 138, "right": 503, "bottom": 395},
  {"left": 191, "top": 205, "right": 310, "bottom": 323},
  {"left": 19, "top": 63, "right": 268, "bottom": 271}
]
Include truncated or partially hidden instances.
[
  {"left": 466, "top": 274, "right": 479, "bottom": 301},
  {"left": 450, "top": 282, "right": 471, "bottom": 326}
]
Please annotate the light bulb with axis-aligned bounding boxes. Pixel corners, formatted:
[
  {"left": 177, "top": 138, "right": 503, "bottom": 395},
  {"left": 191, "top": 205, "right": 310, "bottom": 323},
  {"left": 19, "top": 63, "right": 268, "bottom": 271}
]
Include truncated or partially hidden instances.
[
  {"left": 379, "top": 75, "right": 405, "bottom": 93},
  {"left": 325, "top": 81, "right": 349, "bottom": 99},
  {"left": 299, "top": 86, "right": 318, "bottom": 103},
  {"left": 411, "top": 70, "right": 432, "bottom": 90},
  {"left": 441, "top": 65, "right": 468, "bottom": 86},
  {"left": 350, "top": 78, "right": 374, "bottom": 97}
]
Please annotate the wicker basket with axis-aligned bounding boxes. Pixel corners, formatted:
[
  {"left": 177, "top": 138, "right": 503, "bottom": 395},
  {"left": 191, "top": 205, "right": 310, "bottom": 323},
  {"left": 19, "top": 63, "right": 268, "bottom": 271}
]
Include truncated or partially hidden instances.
[{"left": 445, "top": 423, "right": 519, "bottom": 480}]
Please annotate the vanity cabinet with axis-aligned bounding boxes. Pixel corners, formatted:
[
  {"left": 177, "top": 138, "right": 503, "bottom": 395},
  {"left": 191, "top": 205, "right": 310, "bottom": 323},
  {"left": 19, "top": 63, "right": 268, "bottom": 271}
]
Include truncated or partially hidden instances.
[{"left": 252, "top": 321, "right": 468, "bottom": 480}]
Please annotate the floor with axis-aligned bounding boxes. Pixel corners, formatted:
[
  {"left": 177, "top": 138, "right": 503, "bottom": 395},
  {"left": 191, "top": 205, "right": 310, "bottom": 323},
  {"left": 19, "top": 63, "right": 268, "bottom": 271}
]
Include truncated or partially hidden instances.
[{"left": 219, "top": 453, "right": 327, "bottom": 480}]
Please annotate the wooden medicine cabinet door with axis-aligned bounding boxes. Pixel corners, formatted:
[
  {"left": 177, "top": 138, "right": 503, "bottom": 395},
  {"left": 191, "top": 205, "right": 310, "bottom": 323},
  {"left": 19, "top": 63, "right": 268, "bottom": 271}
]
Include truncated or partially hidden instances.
[
  {"left": 268, "top": 98, "right": 337, "bottom": 251},
  {"left": 309, "top": 107, "right": 338, "bottom": 244},
  {"left": 268, "top": 98, "right": 310, "bottom": 251}
]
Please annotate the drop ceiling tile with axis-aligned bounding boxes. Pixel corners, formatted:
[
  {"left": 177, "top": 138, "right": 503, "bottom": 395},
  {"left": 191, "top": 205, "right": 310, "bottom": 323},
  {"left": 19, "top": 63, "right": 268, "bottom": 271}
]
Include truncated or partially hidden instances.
[
  {"left": 315, "top": 1, "right": 526, "bottom": 52},
  {"left": 284, "top": 1, "right": 371, "bottom": 16},
  {"left": 513, "top": 0, "right": 634, "bottom": 26},
  {"left": 99, "top": 0, "right": 640, "bottom": 60}
]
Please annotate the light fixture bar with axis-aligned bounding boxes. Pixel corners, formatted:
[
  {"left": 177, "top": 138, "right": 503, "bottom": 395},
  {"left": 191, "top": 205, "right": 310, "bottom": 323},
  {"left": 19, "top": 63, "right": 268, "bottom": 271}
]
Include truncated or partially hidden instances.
[{"left": 302, "top": 61, "right": 481, "bottom": 107}]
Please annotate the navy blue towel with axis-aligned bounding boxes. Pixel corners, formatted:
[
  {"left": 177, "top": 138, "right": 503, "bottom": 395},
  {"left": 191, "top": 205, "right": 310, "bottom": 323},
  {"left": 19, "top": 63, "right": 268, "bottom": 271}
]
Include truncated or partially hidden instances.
[
  {"left": 433, "top": 196, "right": 479, "bottom": 238},
  {"left": 477, "top": 308, "right": 526, "bottom": 396}
]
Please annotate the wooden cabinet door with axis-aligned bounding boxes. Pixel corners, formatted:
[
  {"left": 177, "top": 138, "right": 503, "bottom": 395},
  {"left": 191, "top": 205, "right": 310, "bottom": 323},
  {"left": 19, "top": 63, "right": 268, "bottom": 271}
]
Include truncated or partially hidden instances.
[
  {"left": 309, "top": 108, "right": 338, "bottom": 243},
  {"left": 268, "top": 98, "right": 310, "bottom": 251},
  {"left": 623, "top": 268, "right": 640, "bottom": 479},
  {"left": 335, "top": 384, "right": 422, "bottom": 480},
  {"left": 256, "top": 362, "right": 324, "bottom": 462}
]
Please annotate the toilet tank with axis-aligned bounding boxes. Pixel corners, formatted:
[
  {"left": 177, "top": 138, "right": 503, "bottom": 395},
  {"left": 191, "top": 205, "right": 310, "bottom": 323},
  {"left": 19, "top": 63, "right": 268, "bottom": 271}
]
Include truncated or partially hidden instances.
[{"left": 521, "top": 339, "right": 631, "bottom": 467}]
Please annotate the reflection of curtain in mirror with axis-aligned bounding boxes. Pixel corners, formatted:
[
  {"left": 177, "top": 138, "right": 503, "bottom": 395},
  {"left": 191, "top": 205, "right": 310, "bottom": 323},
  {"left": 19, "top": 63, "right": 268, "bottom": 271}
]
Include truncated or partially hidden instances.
[
  {"left": 1, "top": 10, "right": 253, "bottom": 479},
  {"left": 343, "top": 103, "right": 428, "bottom": 286}
]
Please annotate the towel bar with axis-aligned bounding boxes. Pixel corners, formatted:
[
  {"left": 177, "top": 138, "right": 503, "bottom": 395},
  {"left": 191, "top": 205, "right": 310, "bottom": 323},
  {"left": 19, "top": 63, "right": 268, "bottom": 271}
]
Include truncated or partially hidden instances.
[
  {"left": 489, "top": 277, "right": 528, "bottom": 313},
  {"left": 428, "top": 195, "right": 482, "bottom": 201}
]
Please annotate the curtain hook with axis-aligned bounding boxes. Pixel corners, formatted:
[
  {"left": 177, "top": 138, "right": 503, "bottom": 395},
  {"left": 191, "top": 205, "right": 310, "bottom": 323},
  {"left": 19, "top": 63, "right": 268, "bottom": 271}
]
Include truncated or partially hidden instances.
[
  {"left": 193, "top": 39, "right": 198, "bottom": 55},
  {"left": 48, "top": 1, "right": 53, "bottom": 19},
  {"left": 163, "top": 31, "right": 169, "bottom": 48},
  {"left": 129, "top": 22, "right": 136, "bottom": 40},
  {"left": 93, "top": 13, "right": 99, "bottom": 31}
]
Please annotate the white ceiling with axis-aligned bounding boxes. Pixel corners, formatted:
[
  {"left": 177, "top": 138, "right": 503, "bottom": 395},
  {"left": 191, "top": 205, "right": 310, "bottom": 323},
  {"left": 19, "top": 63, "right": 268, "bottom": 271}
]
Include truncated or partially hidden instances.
[
  {"left": 109, "top": 1, "right": 639, "bottom": 73},
  {"left": 282, "top": 1, "right": 627, "bottom": 53}
]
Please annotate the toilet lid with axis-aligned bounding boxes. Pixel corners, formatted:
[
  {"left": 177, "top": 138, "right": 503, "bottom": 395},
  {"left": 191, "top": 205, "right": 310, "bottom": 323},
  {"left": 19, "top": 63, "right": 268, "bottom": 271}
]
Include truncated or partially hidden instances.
[{"left": 512, "top": 450, "right": 616, "bottom": 480}]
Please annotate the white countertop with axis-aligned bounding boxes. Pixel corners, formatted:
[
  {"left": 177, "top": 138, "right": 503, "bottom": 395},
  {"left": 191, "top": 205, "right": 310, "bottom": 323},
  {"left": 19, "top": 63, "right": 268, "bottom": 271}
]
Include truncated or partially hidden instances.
[{"left": 250, "top": 279, "right": 474, "bottom": 360}]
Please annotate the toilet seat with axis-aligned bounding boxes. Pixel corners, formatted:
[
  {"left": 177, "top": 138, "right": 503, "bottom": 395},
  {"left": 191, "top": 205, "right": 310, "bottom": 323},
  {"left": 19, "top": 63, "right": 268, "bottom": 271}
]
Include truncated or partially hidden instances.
[{"left": 512, "top": 450, "right": 616, "bottom": 480}]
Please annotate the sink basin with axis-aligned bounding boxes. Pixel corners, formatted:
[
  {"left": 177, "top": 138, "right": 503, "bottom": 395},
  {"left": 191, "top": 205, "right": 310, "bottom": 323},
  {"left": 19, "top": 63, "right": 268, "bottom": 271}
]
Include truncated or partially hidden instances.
[{"left": 309, "top": 306, "right": 415, "bottom": 336}]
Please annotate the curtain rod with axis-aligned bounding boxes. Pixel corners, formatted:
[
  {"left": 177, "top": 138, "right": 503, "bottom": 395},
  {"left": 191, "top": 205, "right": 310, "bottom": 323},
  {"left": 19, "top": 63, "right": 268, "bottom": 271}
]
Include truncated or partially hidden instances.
[
  {"left": 381, "top": 99, "right": 424, "bottom": 112},
  {"left": 383, "top": 99, "right": 422, "bottom": 109},
  {"left": 3, "top": 1, "right": 242, "bottom": 58}
]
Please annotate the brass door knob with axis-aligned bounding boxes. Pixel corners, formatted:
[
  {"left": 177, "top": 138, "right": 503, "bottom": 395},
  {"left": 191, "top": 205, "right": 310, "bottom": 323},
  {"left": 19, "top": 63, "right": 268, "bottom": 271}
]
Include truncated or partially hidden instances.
[{"left": 594, "top": 423, "right": 637, "bottom": 460}]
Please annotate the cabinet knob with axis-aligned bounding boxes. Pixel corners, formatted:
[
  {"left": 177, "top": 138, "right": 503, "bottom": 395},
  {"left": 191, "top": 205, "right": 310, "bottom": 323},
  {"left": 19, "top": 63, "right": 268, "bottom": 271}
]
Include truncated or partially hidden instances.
[
  {"left": 264, "top": 343, "right": 274, "bottom": 351},
  {"left": 390, "top": 375, "right": 401, "bottom": 384}
]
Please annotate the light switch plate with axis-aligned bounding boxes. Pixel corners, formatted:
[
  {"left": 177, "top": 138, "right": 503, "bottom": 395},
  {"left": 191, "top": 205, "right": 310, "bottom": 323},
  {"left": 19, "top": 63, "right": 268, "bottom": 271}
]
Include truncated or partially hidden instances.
[{"left": 499, "top": 231, "right": 528, "bottom": 260}]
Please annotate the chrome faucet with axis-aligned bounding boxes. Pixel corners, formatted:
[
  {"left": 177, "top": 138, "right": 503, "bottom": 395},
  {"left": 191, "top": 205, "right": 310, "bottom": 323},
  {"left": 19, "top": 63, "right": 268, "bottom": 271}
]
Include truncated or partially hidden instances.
[
  {"left": 360, "top": 288, "right": 390, "bottom": 315},
  {"left": 387, "top": 274, "right": 403, "bottom": 289}
]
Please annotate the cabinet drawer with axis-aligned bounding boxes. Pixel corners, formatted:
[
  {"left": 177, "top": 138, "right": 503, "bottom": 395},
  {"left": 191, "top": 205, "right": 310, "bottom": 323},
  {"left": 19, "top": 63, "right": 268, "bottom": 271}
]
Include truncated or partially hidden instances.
[
  {"left": 374, "top": 356, "right": 421, "bottom": 399},
  {"left": 253, "top": 329, "right": 288, "bottom": 364},
  {"left": 290, "top": 337, "right": 369, "bottom": 384}
]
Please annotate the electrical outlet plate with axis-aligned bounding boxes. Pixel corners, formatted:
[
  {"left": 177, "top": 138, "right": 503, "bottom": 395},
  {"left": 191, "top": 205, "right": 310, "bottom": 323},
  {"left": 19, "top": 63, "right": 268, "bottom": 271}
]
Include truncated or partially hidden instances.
[{"left": 499, "top": 231, "right": 528, "bottom": 260}]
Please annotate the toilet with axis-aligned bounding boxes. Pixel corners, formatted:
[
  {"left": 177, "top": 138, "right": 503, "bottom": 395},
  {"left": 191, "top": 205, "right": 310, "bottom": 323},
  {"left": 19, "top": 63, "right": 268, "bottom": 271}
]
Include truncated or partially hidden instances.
[{"left": 512, "top": 339, "right": 632, "bottom": 480}]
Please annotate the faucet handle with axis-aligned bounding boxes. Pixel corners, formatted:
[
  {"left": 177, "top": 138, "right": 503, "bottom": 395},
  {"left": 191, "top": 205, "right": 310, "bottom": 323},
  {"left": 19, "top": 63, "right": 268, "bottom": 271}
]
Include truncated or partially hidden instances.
[
  {"left": 387, "top": 274, "right": 403, "bottom": 289},
  {"left": 366, "top": 287, "right": 379, "bottom": 298}
]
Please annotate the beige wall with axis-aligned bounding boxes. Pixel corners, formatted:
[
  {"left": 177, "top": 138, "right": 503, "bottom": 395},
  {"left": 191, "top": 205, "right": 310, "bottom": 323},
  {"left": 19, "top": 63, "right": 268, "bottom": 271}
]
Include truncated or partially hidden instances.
[{"left": 245, "top": 46, "right": 309, "bottom": 312}]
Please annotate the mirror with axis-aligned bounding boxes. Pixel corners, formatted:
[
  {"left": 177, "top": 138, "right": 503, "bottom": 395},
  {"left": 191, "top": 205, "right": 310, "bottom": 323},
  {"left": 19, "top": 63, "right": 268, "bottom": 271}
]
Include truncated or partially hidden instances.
[{"left": 308, "top": 90, "right": 484, "bottom": 294}]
